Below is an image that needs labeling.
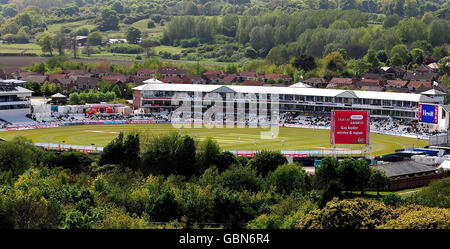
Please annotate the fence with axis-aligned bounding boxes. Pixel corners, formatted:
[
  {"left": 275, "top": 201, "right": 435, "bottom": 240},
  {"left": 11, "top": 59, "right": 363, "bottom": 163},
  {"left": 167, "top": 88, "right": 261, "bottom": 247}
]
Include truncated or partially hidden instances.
[
  {"left": 389, "top": 172, "right": 448, "bottom": 190},
  {"left": 429, "top": 133, "right": 450, "bottom": 146}
]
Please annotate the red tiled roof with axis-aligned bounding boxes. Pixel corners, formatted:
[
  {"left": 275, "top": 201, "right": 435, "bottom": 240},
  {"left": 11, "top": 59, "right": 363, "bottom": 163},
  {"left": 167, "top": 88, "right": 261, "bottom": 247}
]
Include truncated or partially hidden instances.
[
  {"left": 102, "top": 74, "right": 128, "bottom": 83},
  {"left": 359, "top": 79, "right": 380, "bottom": 84},
  {"left": 329, "top": 77, "right": 353, "bottom": 85},
  {"left": 137, "top": 68, "right": 156, "bottom": 75},
  {"left": 203, "top": 70, "right": 226, "bottom": 76},
  {"left": 160, "top": 76, "right": 185, "bottom": 84},
  {"left": 223, "top": 74, "right": 237, "bottom": 83},
  {"left": 414, "top": 65, "right": 432, "bottom": 72},
  {"left": 303, "top": 77, "right": 328, "bottom": 84},
  {"left": 239, "top": 72, "right": 258, "bottom": 77},
  {"left": 243, "top": 80, "right": 264, "bottom": 86},
  {"left": 48, "top": 74, "right": 66, "bottom": 82},
  {"left": 386, "top": 80, "right": 408, "bottom": 87},
  {"left": 264, "top": 74, "right": 292, "bottom": 80},
  {"left": 408, "top": 81, "right": 431, "bottom": 88}
]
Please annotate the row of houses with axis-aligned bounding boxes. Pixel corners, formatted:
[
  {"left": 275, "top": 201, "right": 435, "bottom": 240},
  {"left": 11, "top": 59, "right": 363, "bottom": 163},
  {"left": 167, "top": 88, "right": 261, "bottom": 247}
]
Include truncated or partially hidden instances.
[
  {"left": 0, "top": 63, "right": 446, "bottom": 95},
  {"left": 305, "top": 63, "right": 448, "bottom": 94}
]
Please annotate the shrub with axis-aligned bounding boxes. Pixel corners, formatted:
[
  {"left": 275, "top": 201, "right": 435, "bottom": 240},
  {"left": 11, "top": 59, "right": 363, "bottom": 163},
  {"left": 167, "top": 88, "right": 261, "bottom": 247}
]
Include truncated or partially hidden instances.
[
  {"left": 219, "top": 165, "right": 262, "bottom": 192},
  {"left": 267, "top": 164, "right": 308, "bottom": 195},
  {"left": 297, "top": 198, "right": 393, "bottom": 229},
  {"left": 248, "top": 151, "right": 288, "bottom": 176},
  {"left": 109, "top": 43, "right": 143, "bottom": 54}
]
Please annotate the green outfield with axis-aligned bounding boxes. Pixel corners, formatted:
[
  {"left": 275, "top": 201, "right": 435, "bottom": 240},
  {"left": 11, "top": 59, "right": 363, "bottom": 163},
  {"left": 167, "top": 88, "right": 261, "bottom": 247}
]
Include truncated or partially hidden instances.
[{"left": 0, "top": 124, "right": 428, "bottom": 155}]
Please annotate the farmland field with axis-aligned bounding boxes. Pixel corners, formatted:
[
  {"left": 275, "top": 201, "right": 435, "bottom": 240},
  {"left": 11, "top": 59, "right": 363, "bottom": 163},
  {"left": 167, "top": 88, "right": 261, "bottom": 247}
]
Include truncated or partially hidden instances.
[{"left": 0, "top": 124, "right": 428, "bottom": 155}]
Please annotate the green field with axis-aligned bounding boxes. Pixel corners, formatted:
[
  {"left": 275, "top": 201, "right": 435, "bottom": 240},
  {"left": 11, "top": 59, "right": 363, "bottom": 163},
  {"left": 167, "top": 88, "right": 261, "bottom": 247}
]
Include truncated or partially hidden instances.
[{"left": 0, "top": 124, "right": 428, "bottom": 155}]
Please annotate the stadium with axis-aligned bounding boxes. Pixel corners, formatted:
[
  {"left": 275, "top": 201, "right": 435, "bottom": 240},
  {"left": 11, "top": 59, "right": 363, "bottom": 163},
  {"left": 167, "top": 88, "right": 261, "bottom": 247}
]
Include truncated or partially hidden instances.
[{"left": 0, "top": 81, "right": 446, "bottom": 160}]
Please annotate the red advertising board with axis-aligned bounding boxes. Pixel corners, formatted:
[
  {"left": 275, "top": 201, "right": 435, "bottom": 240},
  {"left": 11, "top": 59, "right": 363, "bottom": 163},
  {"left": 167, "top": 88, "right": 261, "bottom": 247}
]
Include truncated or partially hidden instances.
[{"left": 330, "top": 110, "right": 370, "bottom": 145}]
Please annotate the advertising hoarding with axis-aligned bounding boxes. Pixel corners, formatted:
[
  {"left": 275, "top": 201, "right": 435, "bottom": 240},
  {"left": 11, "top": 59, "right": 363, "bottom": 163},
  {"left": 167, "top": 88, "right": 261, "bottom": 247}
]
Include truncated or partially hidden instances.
[
  {"left": 331, "top": 110, "right": 370, "bottom": 145},
  {"left": 418, "top": 104, "right": 438, "bottom": 124}
]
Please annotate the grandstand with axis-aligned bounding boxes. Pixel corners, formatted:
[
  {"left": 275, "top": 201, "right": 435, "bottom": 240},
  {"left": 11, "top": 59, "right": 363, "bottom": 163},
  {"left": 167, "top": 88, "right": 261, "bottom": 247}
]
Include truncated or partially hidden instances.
[
  {"left": 132, "top": 83, "right": 445, "bottom": 134},
  {"left": 0, "top": 82, "right": 35, "bottom": 125}
]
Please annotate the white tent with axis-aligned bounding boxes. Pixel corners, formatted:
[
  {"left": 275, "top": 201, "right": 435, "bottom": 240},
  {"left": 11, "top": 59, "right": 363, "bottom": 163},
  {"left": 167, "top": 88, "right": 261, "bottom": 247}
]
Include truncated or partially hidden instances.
[
  {"left": 143, "top": 78, "right": 164, "bottom": 84},
  {"left": 437, "top": 160, "right": 450, "bottom": 171}
]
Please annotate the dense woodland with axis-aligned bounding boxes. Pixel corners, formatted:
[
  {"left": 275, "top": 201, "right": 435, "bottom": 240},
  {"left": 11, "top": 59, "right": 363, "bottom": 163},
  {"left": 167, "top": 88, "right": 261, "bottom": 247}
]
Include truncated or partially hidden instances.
[
  {"left": 0, "top": 1, "right": 448, "bottom": 81},
  {"left": 0, "top": 132, "right": 449, "bottom": 229}
]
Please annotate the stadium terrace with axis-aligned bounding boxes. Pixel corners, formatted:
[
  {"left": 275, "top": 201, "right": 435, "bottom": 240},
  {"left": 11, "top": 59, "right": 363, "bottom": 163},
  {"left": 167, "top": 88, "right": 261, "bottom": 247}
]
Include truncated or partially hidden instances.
[{"left": 132, "top": 83, "right": 440, "bottom": 123}]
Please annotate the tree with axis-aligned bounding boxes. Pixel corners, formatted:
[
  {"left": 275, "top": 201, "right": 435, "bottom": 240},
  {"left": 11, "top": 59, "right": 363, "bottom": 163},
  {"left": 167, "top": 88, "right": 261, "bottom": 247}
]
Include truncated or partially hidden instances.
[
  {"left": 354, "top": 160, "right": 371, "bottom": 194},
  {"left": 293, "top": 54, "right": 316, "bottom": 71},
  {"left": 215, "top": 151, "right": 238, "bottom": 173},
  {"left": 140, "top": 38, "right": 157, "bottom": 58},
  {"left": 99, "top": 132, "right": 124, "bottom": 166},
  {"left": 268, "top": 164, "right": 308, "bottom": 195},
  {"left": 0, "top": 142, "right": 33, "bottom": 177},
  {"left": 379, "top": 206, "right": 450, "bottom": 229},
  {"left": 364, "top": 49, "right": 381, "bottom": 70},
  {"left": 24, "top": 81, "right": 41, "bottom": 95},
  {"left": 376, "top": 50, "right": 388, "bottom": 63},
  {"left": 369, "top": 169, "right": 389, "bottom": 196},
  {"left": 98, "top": 9, "right": 119, "bottom": 31},
  {"left": 248, "top": 151, "right": 288, "bottom": 177},
  {"left": 53, "top": 28, "right": 67, "bottom": 56},
  {"left": 38, "top": 33, "right": 54, "bottom": 56},
  {"left": 415, "top": 178, "right": 450, "bottom": 208},
  {"left": 323, "top": 51, "right": 347, "bottom": 72},
  {"left": 315, "top": 157, "right": 339, "bottom": 188},
  {"left": 196, "top": 138, "right": 221, "bottom": 173},
  {"left": 126, "top": 27, "right": 141, "bottom": 44},
  {"left": 219, "top": 165, "right": 262, "bottom": 192},
  {"left": 142, "top": 133, "right": 197, "bottom": 177},
  {"left": 87, "top": 31, "right": 103, "bottom": 46},
  {"left": 297, "top": 198, "right": 393, "bottom": 229},
  {"left": 337, "top": 158, "right": 358, "bottom": 192},
  {"left": 41, "top": 82, "right": 51, "bottom": 97},
  {"left": 428, "top": 19, "right": 449, "bottom": 46},
  {"left": 410, "top": 48, "right": 424, "bottom": 65},
  {"left": 390, "top": 44, "right": 409, "bottom": 65},
  {"left": 122, "top": 132, "right": 140, "bottom": 170}
]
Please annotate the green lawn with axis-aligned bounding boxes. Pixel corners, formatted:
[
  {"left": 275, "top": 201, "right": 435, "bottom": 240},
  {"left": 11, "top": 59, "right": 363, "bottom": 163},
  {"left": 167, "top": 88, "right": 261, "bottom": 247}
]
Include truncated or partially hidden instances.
[
  {"left": 0, "top": 43, "right": 42, "bottom": 55},
  {"left": 0, "top": 124, "right": 428, "bottom": 155}
]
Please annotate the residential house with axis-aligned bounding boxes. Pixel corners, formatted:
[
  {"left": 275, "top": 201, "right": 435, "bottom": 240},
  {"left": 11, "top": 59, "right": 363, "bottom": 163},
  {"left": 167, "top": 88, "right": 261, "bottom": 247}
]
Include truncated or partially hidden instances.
[
  {"left": 203, "top": 74, "right": 223, "bottom": 84},
  {"left": 238, "top": 72, "right": 259, "bottom": 81},
  {"left": 222, "top": 74, "right": 238, "bottom": 84},
  {"left": 357, "top": 79, "right": 385, "bottom": 89},
  {"left": 385, "top": 80, "right": 409, "bottom": 92},
  {"left": 159, "top": 67, "right": 187, "bottom": 77},
  {"left": 160, "top": 76, "right": 185, "bottom": 84},
  {"left": 2, "top": 68, "right": 20, "bottom": 79},
  {"left": 76, "top": 36, "right": 87, "bottom": 47},
  {"left": 379, "top": 66, "right": 406, "bottom": 79},
  {"left": 130, "top": 75, "right": 153, "bottom": 86},
  {"left": 21, "top": 75, "right": 48, "bottom": 84},
  {"left": 243, "top": 80, "right": 264, "bottom": 86},
  {"left": 263, "top": 74, "right": 293, "bottom": 84},
  {"left": 183, "top": 75, "right": 206, "bottom": 84},
  {"left": 407, "top": 81, "right": 432, "bottom": 92},
  {"left": 426, "top": 62, "right": 440, "bottom": 73},
  {"left": 90, "top": 68, "right": 110, "bottom": 78},
  {"left": 203, "top": 70, "right": 227, "bottom": 79},
  {"left": 54, "top": 78, "right": 74, "bottom": 91},
  {"left": 74, "top": 76, "right": 100, "bottom": 90},
  {"left": 137, "top": 68, "right": 157, "bottom": 77},
  {"left": 302, "top": 78, "right": 328, "bottom": 88},
  {"left": 403, "top": 71, "right": 438, "bottom": 82},
  {"left": 326, "top": 77, "right": 356, "bottom": 89},
  {"left": 48, "top": 74, "right": 67, "bottom": 82},
  {"left": 102, "top": 74, "right": 129, "bottom": 85}
]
